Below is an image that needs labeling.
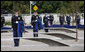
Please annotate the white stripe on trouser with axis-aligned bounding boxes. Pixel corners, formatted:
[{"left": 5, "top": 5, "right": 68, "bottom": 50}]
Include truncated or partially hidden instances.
[{"left": 33, "top": 32, "right": 38, "bottom": 34}]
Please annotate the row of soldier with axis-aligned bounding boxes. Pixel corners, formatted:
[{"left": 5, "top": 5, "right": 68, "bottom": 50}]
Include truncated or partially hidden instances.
[
  {"left": 1, "top": 10, "right": 81, "bottom": 47},
  {"left": 1, "top": 13, "right": 81, "bottom": 29},
  {"left": 59, "top": 13, "right": 80, "bottom": 26}
]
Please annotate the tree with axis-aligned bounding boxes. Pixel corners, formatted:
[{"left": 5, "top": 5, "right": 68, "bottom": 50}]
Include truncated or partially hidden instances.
[
  {"left": 79, "top": 1, "right": 84, "bottom": 13},
  {"left": 1, "top": 1, "right": 84, "bottom": 14}
]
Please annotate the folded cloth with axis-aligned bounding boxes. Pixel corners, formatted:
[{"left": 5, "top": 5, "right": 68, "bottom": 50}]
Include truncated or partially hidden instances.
[
  {"left": 17, "top": 21, "right": 24, "bottom": 37},
  {"left": 37, "top": 19, "right": 43, "bottom": 30}
]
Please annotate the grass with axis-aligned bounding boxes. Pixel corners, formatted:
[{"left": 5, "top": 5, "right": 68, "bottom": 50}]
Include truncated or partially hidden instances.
[{"left": 5, "top": 22, "right": 12, "bottom": 25}]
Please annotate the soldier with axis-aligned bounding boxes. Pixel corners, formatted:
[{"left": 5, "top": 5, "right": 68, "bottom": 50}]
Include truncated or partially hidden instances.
[
  {"left": 75, "top": 13, "right": 81, "bottom": 25},
  {"left": 59, "top": 14, "right": 65, "bottom": 26},
  {"left": 11, "top": 10, "right": 24, "bottom": 47},
  {"left": 1, "top": 13, "right": 5, "bottom": 28},
  {"left": 31, "top": 14, "right": 39, "bottom": 37},
  {"left": 66, "top": 14, "right": 71, "bottom": 26},
  {"left": 43, "top": 13, "right": 50, "bottom": 32},
  {"left": 49, "top": 14, "right": 54, "bottom": 26}
]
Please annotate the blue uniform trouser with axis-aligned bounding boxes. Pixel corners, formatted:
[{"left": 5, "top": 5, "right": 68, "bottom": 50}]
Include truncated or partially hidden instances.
[
  {"left": 33, "top": 22, "right": 38, "bottom": 37},
  {"left": 77, "top": 19, "right": 80, "bottom": 25},
  {"left": 60, "top": 20, "right": 64, "bottom": 26},
  {"left": 44, "top": 23, "right": 48, "bottom": 32},
  {"left": 13, "top": 30, "right": 22, "bottom": 46},
  {"left": 67, "top": 21, "right": 70, "bottom": 25},
  {"left": 50, "top": 20, "right": 53, "bottom": 26}
]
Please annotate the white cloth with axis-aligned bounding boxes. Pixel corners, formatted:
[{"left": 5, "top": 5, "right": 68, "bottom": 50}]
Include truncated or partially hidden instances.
[{"left": 80, "top": 19, "right": 84, "bottom": 25}]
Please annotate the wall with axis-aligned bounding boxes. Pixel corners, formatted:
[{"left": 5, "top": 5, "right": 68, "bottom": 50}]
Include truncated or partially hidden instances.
[{"left": 3, "top": 13, "right": 84, "bottom": 25}]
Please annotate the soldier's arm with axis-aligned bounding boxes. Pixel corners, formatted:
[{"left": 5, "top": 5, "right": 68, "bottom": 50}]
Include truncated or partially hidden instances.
[
  {"left": 52, "top": 16, "right": 54, "bottom": 20},
  {"left": 11, "top": 16, "right": 13, "bottom": 28},
  {"left": 63, "top": 16, "right": 65, "bottom": 22},
  {"left": 3, "top": 17, "right": 5, "bottom": 23},
  {"left": 2, "top": 17, "right": 5, "bottom": 23},
  {"left": 70, "top": 16, "right": 71, "bottom": 20}
]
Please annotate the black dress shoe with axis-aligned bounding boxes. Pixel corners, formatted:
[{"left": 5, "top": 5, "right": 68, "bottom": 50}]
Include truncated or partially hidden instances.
[
  {"left": 14, "top": 45, "right": 19, "bottom": 47},
  {"left": 14, "top": 44, "right": 19, "bottom": 47}
]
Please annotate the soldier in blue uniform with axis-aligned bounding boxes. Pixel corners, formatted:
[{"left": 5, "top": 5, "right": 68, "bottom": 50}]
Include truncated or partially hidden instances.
[
  {"left": 11, "top": 10, "right": 24, "bottom": 47},
  {"left": 31, "top": 14, "right": 39, "bottom": 37},
  {"left": 1, "top": 13, "right": 5, "bottom": 28},
  {"left": 49, "top": 14, "right": 54, "bottom": 26},
  {"left": 59, "top": 14, "right": 65, "bottom": 26},
  {"left": 66, "top": 14, "right": 71, "bottom": 26},
  {"left": 43, "top": 13, "right": 50, "bottom": 32},
  {"left": 75, "top": 13, "right": 80, "bottom": 25}
]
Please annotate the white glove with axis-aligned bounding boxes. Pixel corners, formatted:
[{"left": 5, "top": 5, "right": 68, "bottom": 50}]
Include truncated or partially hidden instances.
[
  {"left": 31, "top": 26, "right": 33, "bottom": 28},
  {"left": 18, "top": 17, "right": 20, "bottom": 20},
  {"left": 35, "top": 20, "right": 37, "bottom": 22},
  {"left": 43, "top": 23, "right": 44, "bottom": 25},
  {"left": 16, "top": 21, "right": 18, "bottom": 23},
  {"left": 11, "top": 28, "right": 13, "bottom": 30},
  {"left": 3, "top": 24, "right": 5, "bottom": 26}
]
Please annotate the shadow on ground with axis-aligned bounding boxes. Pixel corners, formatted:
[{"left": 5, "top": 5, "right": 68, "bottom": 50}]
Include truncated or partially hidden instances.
[
  {"left": 43, "top": 33, "right": 75, "bottom": 40},
  {"left": 23, "top": 38, "right": 69, "bottom": 46},
  {"left": 50, "top": 29, "right": 76, "bottom": 33}
]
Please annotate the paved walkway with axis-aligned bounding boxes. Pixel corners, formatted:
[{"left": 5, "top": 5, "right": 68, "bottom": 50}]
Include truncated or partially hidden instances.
[{"left": 1, "top": 28, "right": 84, "bottom": 51}]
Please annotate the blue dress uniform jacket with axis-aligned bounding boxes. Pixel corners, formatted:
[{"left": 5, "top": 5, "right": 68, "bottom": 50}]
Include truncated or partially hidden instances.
[
  {"left": 12, "top": 15, "right": 23, "bottom": 30},
  {"left": 66, "top": 16, "right": 71, "bottom": 25},
  {"left": 49, "top": 15, "right": 54, "bottom": 26},
  {"left": 75, "top": 14, "right": 80, "bottom": 25},
  {"left": 59, "top": 16, "right": 64, "bottom": 26}
]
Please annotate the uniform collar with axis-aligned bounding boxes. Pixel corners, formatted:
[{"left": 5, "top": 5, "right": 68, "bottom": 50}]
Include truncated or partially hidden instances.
[{"left": 15, "top": 14, "right": 18, "bottom": 17}]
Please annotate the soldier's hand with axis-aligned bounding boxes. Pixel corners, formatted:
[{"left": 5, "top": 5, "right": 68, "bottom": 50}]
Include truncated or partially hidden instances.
[
  {"left": 16, "top": 21, "right": 18, "bottom": 23},
  {"left": 11, "top": 28, "right": 13, "bottom": 30},
  {"left": 3, "top": 24, "right": 5, "bottom": 26},
  {"left": 24, "top": 23, "right": 26, "bottom": 26},
  {"left": 31, "top": 25, "right": 33, "bottom": 28},
  {"left": 43, "top": 23, "right": 44, "bottom": 25}
]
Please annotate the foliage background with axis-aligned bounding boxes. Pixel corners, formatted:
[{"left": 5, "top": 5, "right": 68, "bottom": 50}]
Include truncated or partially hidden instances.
[{"left": 1, "top": 1, "right": 84, "bottom": 14}]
